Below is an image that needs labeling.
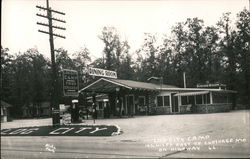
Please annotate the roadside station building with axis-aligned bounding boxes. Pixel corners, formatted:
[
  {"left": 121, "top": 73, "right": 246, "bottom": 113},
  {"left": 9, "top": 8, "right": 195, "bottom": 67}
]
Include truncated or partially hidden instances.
[{"left": 79, "top": 77, "right": 236, "bottom": 118}]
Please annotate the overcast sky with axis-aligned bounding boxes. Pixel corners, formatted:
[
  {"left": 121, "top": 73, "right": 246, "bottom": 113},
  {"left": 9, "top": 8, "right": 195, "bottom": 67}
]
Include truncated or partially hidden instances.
[{"left": 1, "top": 0, "right": 249, "bottom": 60}]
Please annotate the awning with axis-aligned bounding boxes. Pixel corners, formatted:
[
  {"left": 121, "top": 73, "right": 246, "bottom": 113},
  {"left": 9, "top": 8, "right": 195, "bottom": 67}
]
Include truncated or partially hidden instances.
[{"left": 174, "top": 91, "right": 209, "bottom": 97}]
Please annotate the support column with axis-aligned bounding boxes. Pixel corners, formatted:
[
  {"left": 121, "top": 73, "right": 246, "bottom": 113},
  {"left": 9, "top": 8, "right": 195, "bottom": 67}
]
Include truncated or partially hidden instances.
[
  {"left": 178, "top": 95, "right": 181, "bottom": 112},
  {"left": 210, "top": 92, "right": 213, "bottom": 104}
]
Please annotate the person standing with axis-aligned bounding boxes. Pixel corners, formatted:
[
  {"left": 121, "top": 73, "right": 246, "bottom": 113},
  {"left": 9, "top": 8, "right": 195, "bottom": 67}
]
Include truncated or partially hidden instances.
[{"left": 92, "top": 102, "right": 97, "bottom": 120}]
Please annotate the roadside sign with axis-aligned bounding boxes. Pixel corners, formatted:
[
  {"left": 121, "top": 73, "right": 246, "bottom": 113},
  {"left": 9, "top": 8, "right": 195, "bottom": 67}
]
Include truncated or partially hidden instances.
[
  {"left": 62, "top": 69, "right": 79, "bottom": 96},
  {"left": 82, "top": 67, "right": 117, "bottom": 79}
]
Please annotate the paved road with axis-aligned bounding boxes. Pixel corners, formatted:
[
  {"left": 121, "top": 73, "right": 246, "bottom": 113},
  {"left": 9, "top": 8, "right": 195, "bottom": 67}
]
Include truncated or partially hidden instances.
[{"left": 1, "top": 110, "right": 250, "bottom": 158}]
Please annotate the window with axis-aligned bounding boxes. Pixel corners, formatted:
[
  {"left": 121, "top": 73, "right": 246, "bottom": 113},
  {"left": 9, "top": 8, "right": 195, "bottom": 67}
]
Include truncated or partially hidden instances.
[
  {"left": 196, "top": 95, "right": 202, "bottom": 104},
  {"left": 138, "top": 96, "right": 145, "bottom": 106},
  {"left": 157, "top": 96, "right": 163, "bottom": 106},
  {"left": 164, "top": 96, "right": 170, "bottom": 106},
  {"left": 157, "top": 95, "right": 170, "bottom": 106},
  {"left": 204, "top": 94, "right": 210, "bottom": 104},
  {"left": 98, "top": 102, "right": 103, "bottom": 109},
  {"left": 181, "top": 96, "right": 188, "bottom": 105}
]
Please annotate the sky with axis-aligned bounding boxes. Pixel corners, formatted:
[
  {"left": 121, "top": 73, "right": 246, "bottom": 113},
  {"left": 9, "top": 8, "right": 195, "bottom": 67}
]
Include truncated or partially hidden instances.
[{"left": 1, "top": 0, "right": 249, "bottom": 60}]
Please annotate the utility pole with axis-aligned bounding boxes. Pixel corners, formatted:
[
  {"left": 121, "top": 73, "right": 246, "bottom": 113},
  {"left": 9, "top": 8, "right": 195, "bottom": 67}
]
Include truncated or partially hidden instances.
[{"left": 36, "top": 0, "right": 66, "bottom": 126}]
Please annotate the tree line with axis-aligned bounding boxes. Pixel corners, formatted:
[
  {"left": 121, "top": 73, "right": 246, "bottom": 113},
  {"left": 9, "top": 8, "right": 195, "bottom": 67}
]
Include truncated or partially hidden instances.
[{"left": 1, "top": 9, "right": 249, "bottom": 118}]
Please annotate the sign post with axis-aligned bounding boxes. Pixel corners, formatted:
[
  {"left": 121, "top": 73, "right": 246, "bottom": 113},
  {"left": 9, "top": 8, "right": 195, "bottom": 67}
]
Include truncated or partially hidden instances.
[{"left": 62, "top": 69, "right": 79, "bottom": 123}]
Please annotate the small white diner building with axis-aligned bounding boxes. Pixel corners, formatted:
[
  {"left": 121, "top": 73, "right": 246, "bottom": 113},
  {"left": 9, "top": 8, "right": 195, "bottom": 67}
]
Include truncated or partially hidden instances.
[{"left": 79, "top": 77, "right": 236, "bottom": 118}]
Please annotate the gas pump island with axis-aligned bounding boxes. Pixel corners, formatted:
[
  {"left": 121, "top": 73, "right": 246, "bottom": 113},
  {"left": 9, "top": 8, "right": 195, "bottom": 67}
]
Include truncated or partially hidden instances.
[{"left": 60, "top": 67, "right": 117, "bottom": 125}]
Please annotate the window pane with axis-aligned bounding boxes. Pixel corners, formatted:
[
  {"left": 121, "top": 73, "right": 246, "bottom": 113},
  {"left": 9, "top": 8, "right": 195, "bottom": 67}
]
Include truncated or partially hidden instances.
[
  {"left": 204, "top": 94, "right": 210, "bottom": 104},
  {"left": 138, "top": 97, "right": 145, "bottom": 106},
  {"left": 99, "top": 102, "right": 103, "bottom": 109},
  {"left": 157, "top": 96, "right": 163, "bottom": 106},
  {"left": 196, "top": 95, "right": 202, "bottom": 104},
  {"left": 181, "top": 96, "right": 188, "bottom": 105},
  {"left": 164, "top": 96, "right": 170, "bottom": 106}
]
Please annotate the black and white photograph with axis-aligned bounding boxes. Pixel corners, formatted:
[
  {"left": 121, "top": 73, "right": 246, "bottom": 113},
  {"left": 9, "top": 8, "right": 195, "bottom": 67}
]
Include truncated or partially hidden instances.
[{"left": 1, "top": 0, "right": 250, "bottom": 158}]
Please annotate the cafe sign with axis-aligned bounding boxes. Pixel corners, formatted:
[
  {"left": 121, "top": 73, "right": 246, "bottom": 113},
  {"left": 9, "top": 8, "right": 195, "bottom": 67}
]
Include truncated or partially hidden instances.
[
  {"left": 62, "top": 69, "right": 79, "bottom": 96},
  {"left": 83, "top": 67, "right": 117, "bottom": 79}
]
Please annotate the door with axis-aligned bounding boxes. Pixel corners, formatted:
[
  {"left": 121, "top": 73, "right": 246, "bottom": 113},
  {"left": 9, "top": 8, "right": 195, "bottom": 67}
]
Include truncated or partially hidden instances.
[
  {"left": 171, "top": 94, "right": 179, "bottom": 113},
  {"left": 188, "top": 96, "right": 196, "bottom": 112},
  {"left": 126, "top": 95, "right": 134, "bottom": 116},
  {"left": 119, "top": 97, "right": 124, "bottom": 116}
]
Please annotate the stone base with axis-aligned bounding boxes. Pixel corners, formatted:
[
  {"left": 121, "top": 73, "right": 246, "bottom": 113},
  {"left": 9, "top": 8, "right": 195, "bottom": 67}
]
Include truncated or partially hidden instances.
[{"left": 196, "top": 103, "right": 232, "bottom": 113}]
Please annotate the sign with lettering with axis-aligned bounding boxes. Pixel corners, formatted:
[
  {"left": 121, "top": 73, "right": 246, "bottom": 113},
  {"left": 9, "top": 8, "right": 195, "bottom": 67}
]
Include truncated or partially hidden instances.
[
  {"left": 1, "top": 125, "right": 121, "bottom": 136},
  {"left": 62, "top": 69, "right": 79, "bottom": 96},
  {"left": 82, "top": 67, "right": 117, "bottom": 79},
  {"left": 145, "top": 135, "right": 248, "bottom": 152},
  {"left": 197, "top": 83, "right": 226, "bottom": 88}
]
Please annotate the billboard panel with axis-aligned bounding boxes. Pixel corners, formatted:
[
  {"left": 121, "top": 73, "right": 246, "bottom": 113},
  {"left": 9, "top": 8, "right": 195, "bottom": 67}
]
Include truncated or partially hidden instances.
[{"left": 63, "top": 69, "right": 79, "bottom": 96}]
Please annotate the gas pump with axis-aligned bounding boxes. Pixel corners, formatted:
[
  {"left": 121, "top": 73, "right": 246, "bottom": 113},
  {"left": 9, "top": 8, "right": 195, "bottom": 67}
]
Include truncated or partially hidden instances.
[{"left": 71, "top": 99, "right": 79, "bottom": 123}]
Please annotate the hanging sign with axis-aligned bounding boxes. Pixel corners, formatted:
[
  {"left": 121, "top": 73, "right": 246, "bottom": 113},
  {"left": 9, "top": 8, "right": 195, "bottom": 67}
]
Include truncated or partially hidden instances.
[
  {"left": 82, "top": 67, "right": 117, "bottom": 79},
  {"left": 62, "top": 69, "right": 79, "bottom": 96}
]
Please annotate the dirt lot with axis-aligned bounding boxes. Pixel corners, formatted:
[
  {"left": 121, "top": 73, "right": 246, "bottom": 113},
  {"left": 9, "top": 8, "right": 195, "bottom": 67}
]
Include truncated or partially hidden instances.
[
  {"left": 2, "top": 110, "right": 249, "bottom": 140},
  {"left": 1, "top": 110, "right": 250, "bottom": 158}
]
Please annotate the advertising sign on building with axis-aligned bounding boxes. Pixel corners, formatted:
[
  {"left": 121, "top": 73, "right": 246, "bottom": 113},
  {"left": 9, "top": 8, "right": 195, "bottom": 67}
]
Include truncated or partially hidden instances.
[
  {"left": 62, "top": 69, "right": 79, "bottom": 96},
  {"left": 82, "top": 67, "right": 117, "bottom": 79},
  {"left": 197, "top": 83, "right": 226, "bottom": 89}
]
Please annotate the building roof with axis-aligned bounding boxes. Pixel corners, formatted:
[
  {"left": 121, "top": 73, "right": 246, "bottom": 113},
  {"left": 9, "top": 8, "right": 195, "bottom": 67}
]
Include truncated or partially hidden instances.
[
  {"left": 174, "top": 91, "right": 210, "bottom": 96},
  {"left": 79, "top": 78, "right": 178, "bottom": 93},
  {"left": 157, "top": 87, "right": 237, "bottom": 93},
  {"left": 22, "top": 102, "right": 50, "bottom": 108},
  {"left": 79, "top": 78, "right": 236, "bottom": 94},
  {"left": 1, "top": 101, "right": 12, "bottom": 108}
]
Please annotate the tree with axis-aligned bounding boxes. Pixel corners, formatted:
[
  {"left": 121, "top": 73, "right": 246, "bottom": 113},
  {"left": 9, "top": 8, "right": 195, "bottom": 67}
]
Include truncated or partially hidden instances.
[
  {"left": 157, "top": 37, "right": 175, "bottom": 85},
  {"left": 1, "top": 47, "right": 14, "bottom": 102},
  {"left": 118, "top": 41, "right": 135, "bottom": 80},
  {"left": 201, "top": 26, "right": 222, "bottom": 83},
  {"left": 9, "top": 48, "right": 50, "bottom": 117},
  {"left": 171, "top": 22, "right": 188, "bottom": 87},
  {"left": 135, "top": 33, "right": 159, "bottom": 81},
  {"left": 171, "top": 18, "right": 209, "bottom": 87},
  {"left": 99, "top": 27, "right": 135, "bottom": 80},
  {"left": 72, "top": 46, "right": 92, "bottom": 89},
  {"left": 217, "top": 12, "right": 239, "bottom": 91},
  {"left": 56, "top": 48, "right": 75, "bottom": 70},
  {"left": 99, "top": 27, "right": 120, "bottom": 70},
  {"left": 73, "top": 46, "right": 91, "bottom": 70},
  {"left": 235, "top": 9, "right": 250, "bottom": 105}
]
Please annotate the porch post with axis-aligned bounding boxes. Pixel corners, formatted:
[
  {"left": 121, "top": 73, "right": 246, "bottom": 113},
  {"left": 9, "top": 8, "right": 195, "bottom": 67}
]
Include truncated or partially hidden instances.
[
  {"left": 210, "top": 92, "right": 213, "bottom": 104},
  {"left": 170, "top": 94, "right": 172, "bottom": 113},
  {"left": 178, "top": 95, "right": 181, "bottom": 112}
]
